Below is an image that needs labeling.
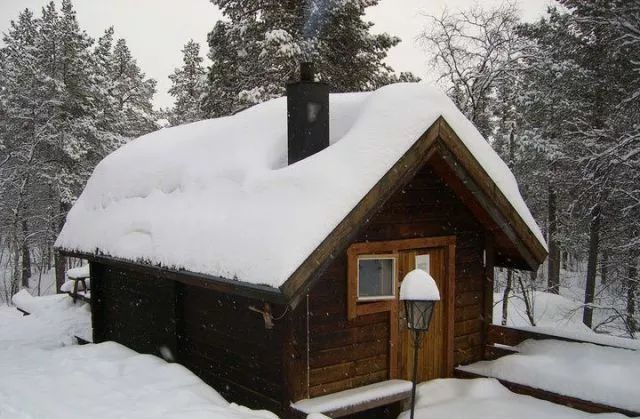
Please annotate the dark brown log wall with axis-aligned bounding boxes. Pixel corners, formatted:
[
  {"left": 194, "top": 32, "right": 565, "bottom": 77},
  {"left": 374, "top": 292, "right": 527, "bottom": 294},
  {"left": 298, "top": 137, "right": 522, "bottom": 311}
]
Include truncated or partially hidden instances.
[
  {"left": 291, "top": 164, "right": 489, "bottom": 399},
  {"left": 91, "top": 262, "right": 178, "bottom": 357},
  {"left": 178, "top": 286, "right": 285, "bottom": 415},
  {"left": 91, "top": 262, "right": 286, "bottom": 416}
]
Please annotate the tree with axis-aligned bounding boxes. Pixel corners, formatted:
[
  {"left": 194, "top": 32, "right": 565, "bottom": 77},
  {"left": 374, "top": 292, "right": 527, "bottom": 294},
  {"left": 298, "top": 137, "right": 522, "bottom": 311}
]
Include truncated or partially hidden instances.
[
  {"left": 168, "top": 40, "right": 207, "bottom": 125},
  {"left": 0, "top": 1, "right": 158, "bottom": 301},
  {"left": 203, "top": 0, "right": 416, "bottom": 116},
  {"left": 418, "top": 3, "right": 525, "bottom": 138}
]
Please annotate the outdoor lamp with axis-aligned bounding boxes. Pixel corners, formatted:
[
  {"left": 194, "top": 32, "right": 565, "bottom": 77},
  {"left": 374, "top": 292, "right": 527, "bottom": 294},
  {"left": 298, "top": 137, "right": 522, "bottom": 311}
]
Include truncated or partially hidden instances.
[{"left": 400, "top": 269, "right": 441, "bottom": 419}]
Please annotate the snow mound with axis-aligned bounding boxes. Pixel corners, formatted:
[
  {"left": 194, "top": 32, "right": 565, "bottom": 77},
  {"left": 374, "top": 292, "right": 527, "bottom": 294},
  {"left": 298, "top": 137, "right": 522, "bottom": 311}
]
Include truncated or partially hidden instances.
[
  {"left": 494, "top": 291, "right": 592, "bottom": 332},
  {"left": 400, "top": 269, "right": 441, "bottom": 301},
  {"left": 0, "top": 341, "right": 278, "bottom": 419},
  {"left": 4, "top": 290, "right": 91, "bottom": 348},
  {"left": 399, "top": 378, "right": 626, "bottom": 419},
  {"left": 494, "top": 290, "right": 640, "bottom": 350},
  {"left": 458, "top": 340, "right": 640, "bottom": 412},
  {"left": 56, "top": 83, "right": 545, "bottom": 288}
]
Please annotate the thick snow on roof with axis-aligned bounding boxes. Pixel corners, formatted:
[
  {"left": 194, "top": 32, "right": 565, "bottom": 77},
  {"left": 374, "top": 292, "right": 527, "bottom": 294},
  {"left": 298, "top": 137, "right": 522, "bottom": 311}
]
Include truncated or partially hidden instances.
[{"left": 56, "top": 83, "right": 545, "bottom": 288}]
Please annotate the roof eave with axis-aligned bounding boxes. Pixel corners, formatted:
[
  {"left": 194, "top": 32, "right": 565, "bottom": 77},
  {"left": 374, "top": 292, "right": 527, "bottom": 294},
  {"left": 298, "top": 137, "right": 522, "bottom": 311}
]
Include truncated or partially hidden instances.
[{"left": 56, "top": 248, "right": 288, "bottom": 305}]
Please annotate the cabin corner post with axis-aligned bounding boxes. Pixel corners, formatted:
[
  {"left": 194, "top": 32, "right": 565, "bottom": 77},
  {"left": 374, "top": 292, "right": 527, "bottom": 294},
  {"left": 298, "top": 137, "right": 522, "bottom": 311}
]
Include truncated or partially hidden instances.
[
  {"left": 54, "top": 250, "right": 66, "bottom": 293},
  {"left": 281, "top": 303, "right": 308, "bottom": 415},
  {"left": 89, "top": 262, "right": 106, "bottom": 343},
  {"left": 482, "top": 236, "right": 495, "bottom": 354}
]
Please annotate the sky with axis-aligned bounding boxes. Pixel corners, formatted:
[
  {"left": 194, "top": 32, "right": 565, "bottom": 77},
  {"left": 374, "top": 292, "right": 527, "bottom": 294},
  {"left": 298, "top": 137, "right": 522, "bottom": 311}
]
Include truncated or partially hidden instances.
[{"left": 0, "top": 0, "right": 556, "bottom": 110}]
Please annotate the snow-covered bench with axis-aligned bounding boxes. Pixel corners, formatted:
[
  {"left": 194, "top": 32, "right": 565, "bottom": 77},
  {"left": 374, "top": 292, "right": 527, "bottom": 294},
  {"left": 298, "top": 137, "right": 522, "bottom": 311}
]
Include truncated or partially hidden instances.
[
  {"left": 292, "top": 379, "right": 412, "bottom": 418},
  {"left": 61, "top": 265, "right": 91, "bottom": 303}
]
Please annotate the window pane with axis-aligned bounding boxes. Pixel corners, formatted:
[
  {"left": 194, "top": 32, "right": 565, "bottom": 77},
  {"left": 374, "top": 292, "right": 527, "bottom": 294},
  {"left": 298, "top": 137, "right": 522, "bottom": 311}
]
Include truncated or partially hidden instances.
[
  {"left": 415, "top": 254, "right": 430, "bottom": 273},
  {"left": 358, "top": 258, "right": 394, "bottom": 298}
]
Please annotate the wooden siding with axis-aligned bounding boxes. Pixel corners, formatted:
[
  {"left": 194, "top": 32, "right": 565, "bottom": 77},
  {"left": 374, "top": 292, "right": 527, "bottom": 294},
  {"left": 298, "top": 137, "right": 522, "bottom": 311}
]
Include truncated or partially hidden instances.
[
  {"left": 292, "top": 163, "right": 489, "bottom": 399},
  {"left": 92, "top": 262, "right": 286, "bottom": 416},
  {"left": 91, "top": 262, "right": 177, "bottom": 357},
  {"left": 178, "top": 286, "right": 285, "bottom": 415}
]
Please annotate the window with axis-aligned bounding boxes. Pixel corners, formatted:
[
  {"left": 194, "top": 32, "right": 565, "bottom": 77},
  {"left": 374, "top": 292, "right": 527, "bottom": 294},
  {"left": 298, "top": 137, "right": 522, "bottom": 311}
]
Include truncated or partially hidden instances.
[
  {"left": 415, "top": 254, "right": 430, "bottom": 273},
  {"left": 357, "top": 256, "right": 396, "bottom": 301}
]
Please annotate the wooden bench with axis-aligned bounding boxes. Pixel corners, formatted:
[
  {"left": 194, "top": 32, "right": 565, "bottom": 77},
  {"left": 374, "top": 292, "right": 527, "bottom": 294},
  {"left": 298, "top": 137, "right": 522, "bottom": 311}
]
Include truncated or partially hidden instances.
[{"left": 292, "top": 379, "right": 412, "bottom": 418}]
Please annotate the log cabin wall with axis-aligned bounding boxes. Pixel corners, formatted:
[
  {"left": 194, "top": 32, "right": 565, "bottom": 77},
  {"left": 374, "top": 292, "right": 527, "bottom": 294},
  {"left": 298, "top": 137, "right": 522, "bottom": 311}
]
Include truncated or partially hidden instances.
[
  {"left": 291, "top": 163, "right": 490, "bottom": 399},
  {"left": 178, "top": 286, "right": 285, "bottom": 415},
  {"left": 90, "top": 262, "right": 178, "bottom": 357},
  {"left": 91, "top": 263, "right": 286, "bottom": 416}
]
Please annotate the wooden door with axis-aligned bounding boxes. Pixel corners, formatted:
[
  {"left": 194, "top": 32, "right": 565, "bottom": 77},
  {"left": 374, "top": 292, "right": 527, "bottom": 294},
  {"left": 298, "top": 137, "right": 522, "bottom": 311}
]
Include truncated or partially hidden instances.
[{"left": 397, "top": 248, "right": 448, "bottom": 382}]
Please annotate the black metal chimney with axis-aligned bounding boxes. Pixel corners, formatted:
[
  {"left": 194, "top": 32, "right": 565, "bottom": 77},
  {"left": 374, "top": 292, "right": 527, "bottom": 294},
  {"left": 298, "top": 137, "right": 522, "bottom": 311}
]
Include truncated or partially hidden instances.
[{"left": 287, "top": 62, "right": 329, "bottom": 165}]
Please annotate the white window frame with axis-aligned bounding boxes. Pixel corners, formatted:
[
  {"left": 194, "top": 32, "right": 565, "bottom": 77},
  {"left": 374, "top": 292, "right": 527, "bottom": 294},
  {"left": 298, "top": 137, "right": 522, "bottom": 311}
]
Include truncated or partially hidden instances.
[{"left": 356, "top": 254, "right": 397, "bottom": 301}]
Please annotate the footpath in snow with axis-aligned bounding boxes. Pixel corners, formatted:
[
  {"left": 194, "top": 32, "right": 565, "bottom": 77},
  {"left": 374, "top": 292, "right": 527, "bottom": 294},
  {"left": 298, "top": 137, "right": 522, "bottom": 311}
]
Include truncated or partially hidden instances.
[
  {"left": 397, "top": 378, "right": 626, "bottom": 419},
  {"left": 458, "top": 339, "right": 640, "bottom": 413}
]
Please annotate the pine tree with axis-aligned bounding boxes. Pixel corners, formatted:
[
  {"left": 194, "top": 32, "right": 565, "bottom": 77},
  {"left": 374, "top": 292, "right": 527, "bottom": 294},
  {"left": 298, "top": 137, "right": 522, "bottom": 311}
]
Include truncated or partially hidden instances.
[
  {"left": 168, "top": 40, "right": 207, "bottom": 125},
  {"left": 0, "top": 0, "right": 158, "bottom": 299},
  {"left": 109, "top": 38, "right": 157, "bottom": 138},
  {"left": 203, "top": 0, "right": 416, "bottom": 117}
]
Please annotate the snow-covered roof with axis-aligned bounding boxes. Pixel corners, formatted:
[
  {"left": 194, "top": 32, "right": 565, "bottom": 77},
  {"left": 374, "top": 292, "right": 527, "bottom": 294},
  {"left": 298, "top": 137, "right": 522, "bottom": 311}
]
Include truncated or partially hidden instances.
[{"left": 56, "top": 83, "right": 545, "bottom": 289}]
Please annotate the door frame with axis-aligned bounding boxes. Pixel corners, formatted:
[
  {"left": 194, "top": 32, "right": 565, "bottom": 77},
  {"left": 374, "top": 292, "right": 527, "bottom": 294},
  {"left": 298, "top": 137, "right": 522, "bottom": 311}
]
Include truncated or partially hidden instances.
[{"left": 347, "top": 236, "right": 456, "bottom": 379}]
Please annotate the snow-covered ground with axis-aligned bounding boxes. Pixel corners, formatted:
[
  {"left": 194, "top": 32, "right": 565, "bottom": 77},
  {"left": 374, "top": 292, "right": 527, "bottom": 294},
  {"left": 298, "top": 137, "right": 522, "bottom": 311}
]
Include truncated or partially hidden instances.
[
  {"left": 2, "top": 290, "right": 91, "bottom": 348},
  {"left": 0, "top": 342, "right": 278, "bottom": 419},
  {"left": 494, "top": 290, "right": 640, "bottom": 349},
  {"left": 398, "top": 378, "right": 626, "bottom": 419},
  {"left": 0, "top": 293, "right": 277, "bottom": 419},
  {"left": 458, "top": 340, "right": 640, "bottom": 412}
]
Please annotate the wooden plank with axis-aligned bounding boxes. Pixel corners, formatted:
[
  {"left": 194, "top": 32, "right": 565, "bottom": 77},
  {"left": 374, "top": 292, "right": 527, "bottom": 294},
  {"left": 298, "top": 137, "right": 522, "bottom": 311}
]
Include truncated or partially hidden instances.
[
  {"left": 356, "top": 300, "right": 393, "bottom": 317},
  {"left": 487, "top": 324, "right": 631, "bottom": 350},
  {"left": 309, "top": 370, "right": 388, "bottom": 398},
  {"left": 483, "top": 237, "right": 495, "bottom": 341},
  {"left": 310, "top": 339, "right": 388, "bottom": 369},
  {"left": 484, "top": 344, "right": 518, "bottom": 360}
]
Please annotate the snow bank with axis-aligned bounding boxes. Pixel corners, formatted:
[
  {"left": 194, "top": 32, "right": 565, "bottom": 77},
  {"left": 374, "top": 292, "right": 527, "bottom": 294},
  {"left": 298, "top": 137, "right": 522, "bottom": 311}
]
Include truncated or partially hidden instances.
[
  {"left": 3, "top": 290, "right": 91, "bottom": 348},
  {"left": 458, "top": 340, "right": 640, "bottom": 412},
  {"left": 494, "top": 291, "right": 640, "bottom": 350},
  {"left": 399, "top": 378, "right": 625, "bottom": 419},
  {"left": 494, "top": 291, "right": 592, "bottom": 331},
  {"left": 56, "top": 83, "right": 545, "bottom": 288},
  {"left": 0, "top": 341, "right": 278, "bottom": 419}
]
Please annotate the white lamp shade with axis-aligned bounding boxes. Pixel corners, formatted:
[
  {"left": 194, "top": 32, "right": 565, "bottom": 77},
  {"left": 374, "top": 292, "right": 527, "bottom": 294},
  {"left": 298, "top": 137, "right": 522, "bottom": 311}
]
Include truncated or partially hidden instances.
[{"left": 400, "top": 269, "right": 440, "bottom": 301}]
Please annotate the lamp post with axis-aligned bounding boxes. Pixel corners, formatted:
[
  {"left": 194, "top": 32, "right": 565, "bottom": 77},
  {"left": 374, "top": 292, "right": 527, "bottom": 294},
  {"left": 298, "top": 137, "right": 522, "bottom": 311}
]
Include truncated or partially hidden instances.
[{"left": 400, "top": 269, "right": 441, "bottom": 419}]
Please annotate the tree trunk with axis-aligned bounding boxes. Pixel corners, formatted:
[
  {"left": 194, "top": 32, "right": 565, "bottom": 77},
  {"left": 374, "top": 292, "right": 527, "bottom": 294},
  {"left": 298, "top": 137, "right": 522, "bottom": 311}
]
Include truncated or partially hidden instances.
[
  {"left": 626, "top": 252, "right": 638, "bottom": 336},
  {"left": 547, "top": 186, "right": 560, "bottom": 294},
  {"left": 54, "top": 251, "right": 66, "bottom": 293},
  {"left": 601, "top": 250, "right": 608, "bottom": 285},
  {"left": 583, "top": 204, "right": 601, "bottom": 328},
  {"left": 518, "top": 275, "right": 536, "bottom": 326},
  {"left": 501, "top": 269, "right": 513, "bottom": 326},
  {"left": 21, "top": 218, "right": 31, "bottom": 288}
]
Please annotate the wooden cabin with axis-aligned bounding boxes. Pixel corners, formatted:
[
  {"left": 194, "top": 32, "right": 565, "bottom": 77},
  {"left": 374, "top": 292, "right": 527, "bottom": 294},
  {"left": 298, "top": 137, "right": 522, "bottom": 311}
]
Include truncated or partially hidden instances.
[{"left": 56, "top": 66, "right": 546, "bottom": 418}]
